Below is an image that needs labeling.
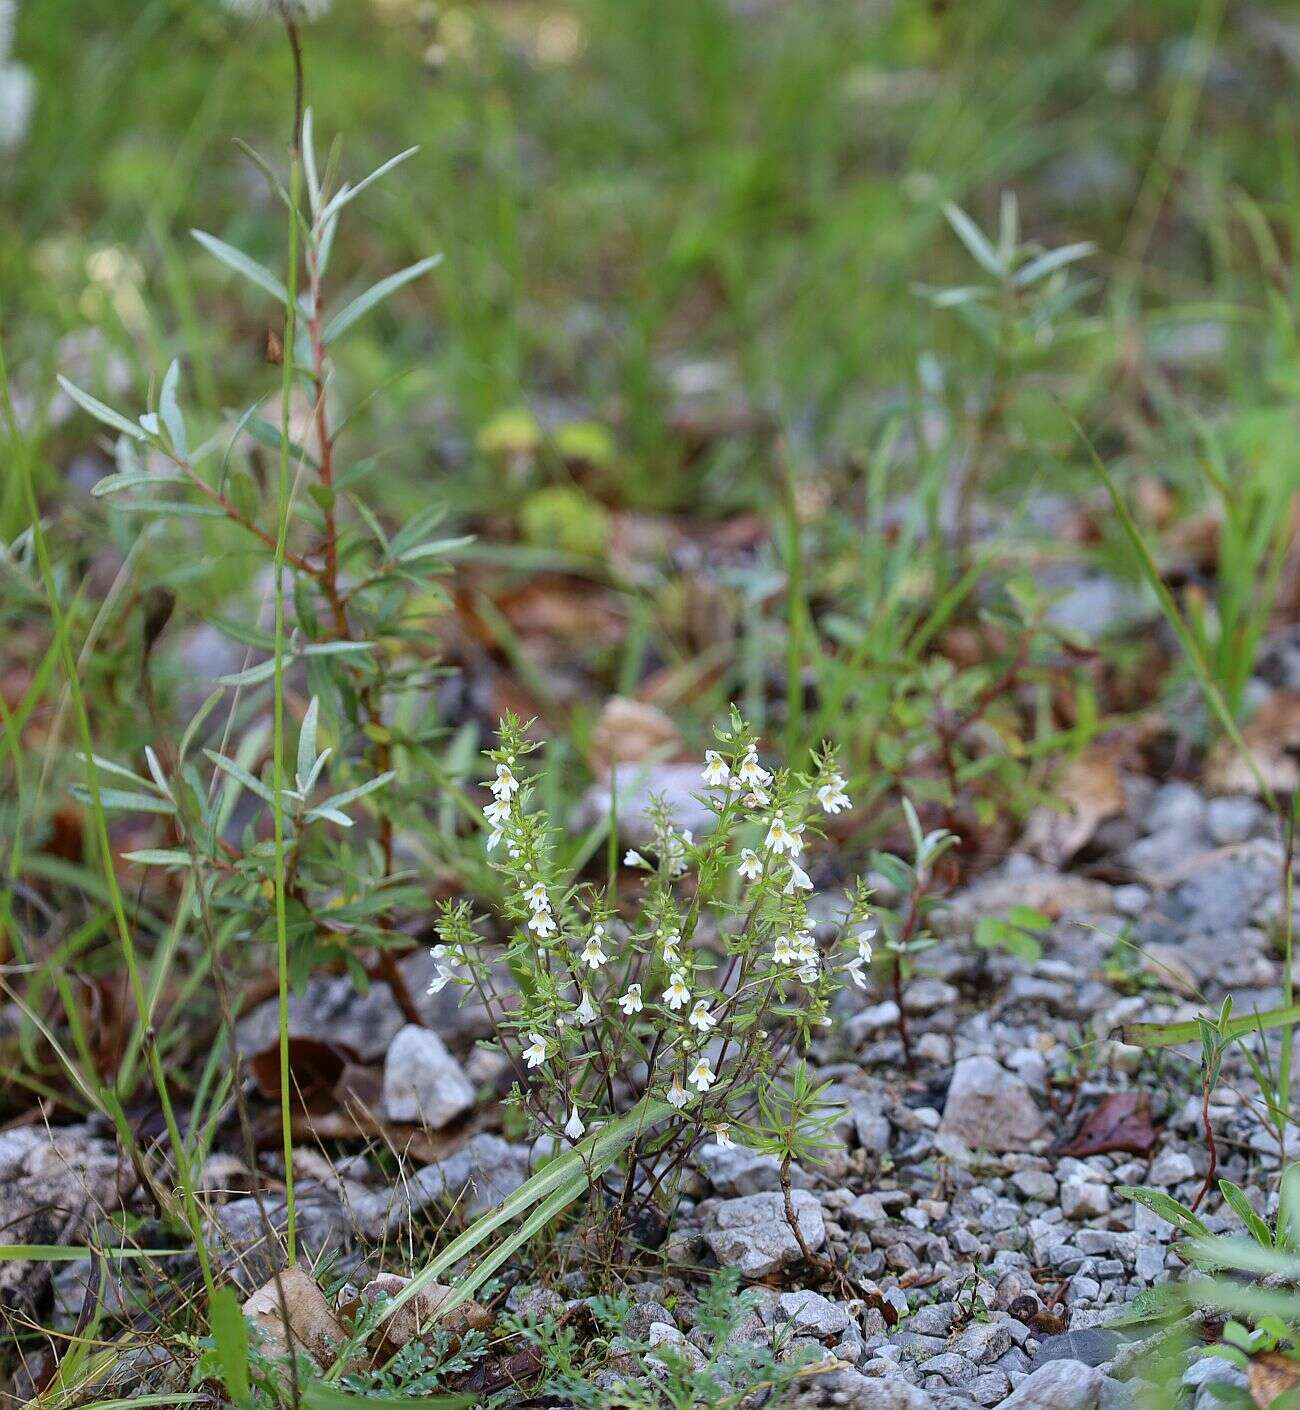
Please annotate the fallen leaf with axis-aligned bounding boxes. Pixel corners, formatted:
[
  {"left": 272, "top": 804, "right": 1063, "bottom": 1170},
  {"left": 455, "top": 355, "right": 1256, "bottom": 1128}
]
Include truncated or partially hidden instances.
[
  {"left": 248, "top": 1037, "right": 364, "bottom": 1115},
  {"left": 1205, "top": 691, "right": 1300, "bottom": 797},
  {"left": 242, "top": 1266, "right": 348, "bottom": 1368},
  {"left": 1058, "top": 1091, "right": 1158, "bottom": 1158},
  {"left": 451, "top": 1346, "right": 545, "bottom": 1396},
  {"left": 1024, "top": 744, "right": 1127, "bottom": 865},
  {"left": 589, "top": 696, "right": 682, "bottom": 778},
  {"left": 1250, "top": 1351, "right": 1300, "bottom": 1408}
]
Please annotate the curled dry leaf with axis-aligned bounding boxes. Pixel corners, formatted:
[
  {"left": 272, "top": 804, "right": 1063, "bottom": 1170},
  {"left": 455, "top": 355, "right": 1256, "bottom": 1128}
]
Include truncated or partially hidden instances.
[
  {"left": 248, "top": 1036, "right": 364, "bottom": 1115},
  {"left": 1024, "top": 744, "right": 1127, "bottom": 866},
  {"left": 1058, "top": 1091, "right": 1158, "bottom": 1158},
  {"left": 242, "top": 1266, "right": 349, "bottom": 1368},
  {"left": 1205, "top": 690, "right": 1300, "bottom": 797},
  {"left": 1249, "top": 1351, "right": 1300, "bottom": 1408},
  {"left": 589, "top": 696, "right": 683, "bottom": 779}
]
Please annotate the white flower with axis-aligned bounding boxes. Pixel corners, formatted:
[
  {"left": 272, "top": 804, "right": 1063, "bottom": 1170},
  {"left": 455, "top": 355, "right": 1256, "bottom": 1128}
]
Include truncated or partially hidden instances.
[
  {"left": 574, "top": 990, "right": 598, "bottom": 1026},
  {"left": 794, "top": 930, "right": 818, "bottom": 962},
  {"left": 491, "top": 762, "right": 519, "bottom": 800},
  {"left": 522, "top": 1032, "right": 548, "bottom": 1068},
  {"left": 737, "top": 848, "right": 763, "bottom": 881},
  {"left": 736, "top": 748, "right": 771, "bottom": 791},
  {"left": 528, "top": 909, "right": 557, "bottom": 938},
  {"left": 483, "top": 797, "right": 511, "bottom": 829},
  {"left": 523, "top": 881, "right": 550, "bottom": 913},
  {"left": 666, "top": 1075, "right": 690, "bottom": 1109},
  {"left": 712, "top": 1123, "right": 736, "bottom": 1148},
  {"left": 844, "top": 956, "right": 869, "bottom": 989},
  {"left": 425, "top": 943, "right": 459, "bottom": 994},
  {"left": 773, "top": 935, "right": 798, "bottom": 965},
  {"left": 764, "top": 812, "right": 803, "bottom": 857},
  {"left": 618, "top": 983, "right": 644, "bottom": 1015},
  {"left": 580, "top": 933, "right": 608, "bottom": 969},
  {"left": 702, "top": 750, "right": 731, "bottom": 787},
  {"left": 783, "top": 861, "right": 813, "bottom": 894},
  {"left": 856, "top": 935, "right": 874, "bottom": 964},
  {"left": 688, "top": 1000, "right": 716, "bottom": 1033},
  {"left": 426, "top": 965, "right": 455, "bottom": 995},
  {"left": 486, "top": 829, "right": 503, "bottom": 852},
  {"left": 564, "top": 1108, "right": 586, "bottom": 1140},
  {"left": 660, "top": 929, "right": 682, "bottom": 966},
  {"left": 688, "top": 1058, "right": 716, "bottom": 1092},
  {"left": 624, "top": 849, "right": 650, "bottom": 869},
  {"left": 817, "top": 772, "right": 851, "bottom": 815},
  {"left": 743, "top": 783, "right": 771, "bottom": 809},
  {"left": 796, "top": 961, "right": 820, "bottom": 984},
  {"left": 663, "top": 971, "right": 691, "bottom": 1011}
]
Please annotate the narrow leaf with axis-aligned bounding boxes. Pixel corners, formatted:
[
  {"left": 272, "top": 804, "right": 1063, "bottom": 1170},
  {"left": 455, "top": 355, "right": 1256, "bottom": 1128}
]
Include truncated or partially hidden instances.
[
  {"left": 191, "top": 230, "right": 288, "bottom": 306},
  {"left": 942, "top": 202, "right": 1003, "bottom": 278},
  {"left": 159, "top": 359, "right": 187, "bottom": 456},
  {"left": 322, "top": 255, "right": 442, "bottom": 343},
  {"left": 56, "top": 377, "right": 146, "bottom": 443}
]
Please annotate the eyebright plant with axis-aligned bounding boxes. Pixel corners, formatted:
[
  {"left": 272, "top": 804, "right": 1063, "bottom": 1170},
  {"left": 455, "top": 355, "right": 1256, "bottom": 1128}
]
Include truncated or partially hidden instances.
[{"left": 428, "top": 709, "right": 879, "bottom": 1231}]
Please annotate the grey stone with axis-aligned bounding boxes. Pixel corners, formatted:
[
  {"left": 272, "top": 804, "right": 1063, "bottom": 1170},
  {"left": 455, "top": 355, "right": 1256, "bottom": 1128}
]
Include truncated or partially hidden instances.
[
  {"left": 952, "top": 1319, "right": 1012, "bottom": 1364},
  {"left": 778, "top": 1289, "right": 853, "bottom": 1338},
  {"left": 1001, "top": 1359, "right": 1106, "bottom": 1409},
  {"left": 938, "top": 1056, "right": 1046, "bottom": 1155},
  {"left": 357, "top": 1133, "right": 529, "bottom": 1234},
  {"left": 208, "top": 1191, "right": 351, "bottom": 1293},
  {"left": 1060, "top": 1182, "right": 1111, "bottom": 1220},
  {"left": 970, "top": 1370, "right": 1013, "bottom": 1405},
  {"left": 577, "top": 762, "right": 717, "bottom": 847},
  {"left": 1206, "top": 796, "right": 1265, "bottom": 845},
  {"left": 0, "top": 1126, "right": 128, "bottom": 1316},
  {"left": 919, "top": 1352, "right": 977, "bottom": 1385},
  {"left": 381, "top": 1024, "right": 475, "bottom": 1127},
  {"left": 788, "top": 1365, "right": 938, "bottom": 1408},
  {"left": 697, "top": 1141, "right": 808, "bottom": 1197},
  {"left": 704, "top": 1191, "right": 826, "bottom": 1279},
  {"left": 1147, "top": 1150, "right": 1196, "bottom": 1186},
  {"left": 1030, "top": 1330, "right": 1119, "bottom": 1371}
]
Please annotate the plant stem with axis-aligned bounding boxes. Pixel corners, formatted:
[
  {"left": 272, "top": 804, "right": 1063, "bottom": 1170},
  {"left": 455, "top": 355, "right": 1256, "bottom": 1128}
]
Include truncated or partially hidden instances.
[{"left": 272, "top": 119, "right": 304, "bottom": 1272}]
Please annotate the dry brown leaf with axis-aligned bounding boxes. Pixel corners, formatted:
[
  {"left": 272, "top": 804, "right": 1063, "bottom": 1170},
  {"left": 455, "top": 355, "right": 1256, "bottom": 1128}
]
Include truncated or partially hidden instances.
[
  {"left": 1205, "top": 691, "right": 1300, "bottom": 796},
  {"left": 1249, "top": 1351, "right": 1300, "bottom": 1408},
  {"left": 589, "top": 696, "right": 682, "bottom": 778},
  {"left": 1024, "top": 745, "right": 1127, "bottom": 865},
  {"left": 242, "top": 1266, "right": 348, "bottom": 1368},
  {"left": 356, "top": 1272, "right": 492, "bottom": 1360}
]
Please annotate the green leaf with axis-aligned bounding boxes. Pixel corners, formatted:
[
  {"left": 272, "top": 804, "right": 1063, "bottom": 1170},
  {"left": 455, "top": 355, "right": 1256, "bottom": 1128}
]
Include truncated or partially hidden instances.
[
  {"left": 1218, "top": 1180, "right": 1273, "bottom": 1249},
  {"left": 942, "top": 202, "right": 1003, "bottom": 278},
  {"left": 299, "top": 640, "right": 375, "bottom": 658},
  {"left": 90, "top": 472, "right": 185, "bottom": 497},
  {"left": 395, "top": 535, "right": 474, "bottom": 565},
  {"left": 322, "top": 255, "right": 442, "bottom": 343},
  {"left": 159, "top": 359, "right": 187, "bottom": 456},
  {"left": 215, "top": 658, "right": 279, "bottom": 687},
  {"left": 71, "top": 786, "right": 176, "bottom": 815},
  {"left": 1118, "top": 1185, "right": 1210, "bottom": 1238},
  {"left": 120, "top": 849, "right": 192, "bottom": 867},
  {"left": 1013, "top": 241, "right": 1095, "bottom": 288},
  {"left": 208, "top": 1286, "right": 251, "bottom": 1403},
  {"left": 203, "top": 749, "right": 276, "bottom": 805},
  {"left": 191, "top": 230, "right": 289, "bottom": 306},
  {"left": 56, "top": 377, "right": 147, "bottom": 443},
  {"left": 305, "top": 769, "right": 396, "bottom": 821},
  {"left": 297, "top": 696, "right": 320, "bottom": 790},
  {"left": 318, "top": 144, "right": 420, "bottom": 225}
]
